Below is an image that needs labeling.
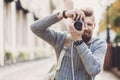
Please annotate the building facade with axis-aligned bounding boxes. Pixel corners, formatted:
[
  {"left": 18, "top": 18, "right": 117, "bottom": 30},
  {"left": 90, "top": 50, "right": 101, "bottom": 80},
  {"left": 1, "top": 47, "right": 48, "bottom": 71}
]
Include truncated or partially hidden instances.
[{"left": 0, "top": 0, "right": 73, "bottom": 66}]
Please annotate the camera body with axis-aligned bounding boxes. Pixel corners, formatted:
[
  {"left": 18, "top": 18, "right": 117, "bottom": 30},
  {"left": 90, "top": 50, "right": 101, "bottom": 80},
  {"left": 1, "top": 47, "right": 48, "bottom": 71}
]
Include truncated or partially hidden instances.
[{"left": 74, "top": 20, "right": 85, "bottom": 31}]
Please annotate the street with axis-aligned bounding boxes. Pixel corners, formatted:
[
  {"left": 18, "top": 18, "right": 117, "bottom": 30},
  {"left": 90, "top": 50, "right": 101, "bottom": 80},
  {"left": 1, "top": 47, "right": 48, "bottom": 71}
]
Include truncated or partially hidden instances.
[{"left": 0, "top": 56, "right": 119, "bottom": 80}]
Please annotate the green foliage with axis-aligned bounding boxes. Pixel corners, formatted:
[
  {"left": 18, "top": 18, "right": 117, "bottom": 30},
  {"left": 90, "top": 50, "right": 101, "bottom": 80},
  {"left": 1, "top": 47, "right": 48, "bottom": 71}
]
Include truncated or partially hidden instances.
[
  {"left": 4, "top": 51, "right": 14, "bottom": 64},
  {"left": 34, "top": 52, "right": 41, "bottom": 60},
  {"left": 114, "top": 32, "right": 120, "bottom": 43},
  {"left": 17, "top": 50, "right": 29, "bottom": 62},
  {"left": 34, "top": 47, "right": 46, "bottom": 60},
  {"left": 99, "top": 0, "right": 120, "bottom": 33}
]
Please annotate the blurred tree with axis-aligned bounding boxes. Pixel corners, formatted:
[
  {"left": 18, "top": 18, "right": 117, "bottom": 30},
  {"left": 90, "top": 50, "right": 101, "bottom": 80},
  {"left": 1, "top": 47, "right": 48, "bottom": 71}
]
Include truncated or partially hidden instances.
[
  {"left": 109, "top": 0, "right": 120, "bottom": 33},
  {"left": 99, "top": 0, "right": 120, "bottom": 34}
]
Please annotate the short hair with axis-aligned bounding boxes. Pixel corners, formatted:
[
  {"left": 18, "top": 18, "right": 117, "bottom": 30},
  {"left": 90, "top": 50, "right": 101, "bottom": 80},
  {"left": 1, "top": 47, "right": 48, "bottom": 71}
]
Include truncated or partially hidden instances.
[
  {"left": 81, "top": 8, "right": 95, "bottom": 22},
  {"left": 81, "top": 8, "right": 94, "bottom": 17}
]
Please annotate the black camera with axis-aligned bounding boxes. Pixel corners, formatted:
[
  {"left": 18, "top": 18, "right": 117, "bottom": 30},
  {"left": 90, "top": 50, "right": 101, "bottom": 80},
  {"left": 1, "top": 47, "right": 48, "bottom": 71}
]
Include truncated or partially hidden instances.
[{"left": 74, "top": 20, "right": 85, "bottom": 31}]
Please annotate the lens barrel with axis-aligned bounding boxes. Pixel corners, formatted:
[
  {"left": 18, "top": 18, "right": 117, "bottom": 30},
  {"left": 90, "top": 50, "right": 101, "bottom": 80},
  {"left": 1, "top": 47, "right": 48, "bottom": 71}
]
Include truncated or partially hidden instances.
[{"left": 74, "top": 20, "right": 84, "bottom": 31}]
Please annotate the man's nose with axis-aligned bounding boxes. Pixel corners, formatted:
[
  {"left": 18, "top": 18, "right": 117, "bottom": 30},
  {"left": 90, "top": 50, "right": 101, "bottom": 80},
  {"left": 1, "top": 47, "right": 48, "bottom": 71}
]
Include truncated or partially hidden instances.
[{"left": 84, "top": 24, "right": 88, "bottom": 30}]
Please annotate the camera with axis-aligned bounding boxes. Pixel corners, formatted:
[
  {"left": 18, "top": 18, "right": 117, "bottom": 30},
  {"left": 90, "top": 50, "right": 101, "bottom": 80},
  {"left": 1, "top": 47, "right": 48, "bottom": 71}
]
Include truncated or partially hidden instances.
[{"left": 74, "top": 20, "right": 85, "bottom": 31}]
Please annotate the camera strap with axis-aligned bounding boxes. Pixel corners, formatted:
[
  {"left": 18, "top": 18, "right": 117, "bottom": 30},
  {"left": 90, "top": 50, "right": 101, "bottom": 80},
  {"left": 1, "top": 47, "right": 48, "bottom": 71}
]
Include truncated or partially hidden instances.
[
  {"left": 71, "top": 40, "right": 75, "bottom": 80},
  {"left": 70, "top": 40, "right": 95, "bottom": 80}
]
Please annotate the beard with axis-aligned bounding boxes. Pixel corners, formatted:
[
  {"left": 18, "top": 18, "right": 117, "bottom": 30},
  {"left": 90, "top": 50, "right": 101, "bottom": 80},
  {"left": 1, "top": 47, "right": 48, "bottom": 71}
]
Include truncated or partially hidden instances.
[{"left": 82, "top": 31, "right": 92, "bottom": 44}]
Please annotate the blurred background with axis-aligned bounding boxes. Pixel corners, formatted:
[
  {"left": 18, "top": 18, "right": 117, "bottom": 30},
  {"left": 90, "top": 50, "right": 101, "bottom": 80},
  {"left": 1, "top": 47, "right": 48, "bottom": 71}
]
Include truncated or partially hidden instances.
[{"left": 0, "top": 0, "right": 120, "bottom": 80}]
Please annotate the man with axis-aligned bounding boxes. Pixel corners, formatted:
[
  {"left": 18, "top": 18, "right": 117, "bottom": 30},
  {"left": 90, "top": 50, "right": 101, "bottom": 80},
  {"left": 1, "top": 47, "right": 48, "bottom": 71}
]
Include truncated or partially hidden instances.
[{"left": 31, "top": 8, "right": 107, "bottom": 80}]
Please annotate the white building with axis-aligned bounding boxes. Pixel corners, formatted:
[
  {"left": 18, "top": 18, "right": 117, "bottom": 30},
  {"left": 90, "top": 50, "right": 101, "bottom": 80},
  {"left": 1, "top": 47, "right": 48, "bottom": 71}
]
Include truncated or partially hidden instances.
[{"left": 0, "top": 0, "right": 73, "bottom": 66}]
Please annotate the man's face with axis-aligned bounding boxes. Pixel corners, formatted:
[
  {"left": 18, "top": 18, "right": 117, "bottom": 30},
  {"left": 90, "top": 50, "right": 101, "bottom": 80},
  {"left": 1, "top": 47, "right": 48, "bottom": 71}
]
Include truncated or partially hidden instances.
[{"left": 82, "top": 16, "right": 95, "bottom": 42}]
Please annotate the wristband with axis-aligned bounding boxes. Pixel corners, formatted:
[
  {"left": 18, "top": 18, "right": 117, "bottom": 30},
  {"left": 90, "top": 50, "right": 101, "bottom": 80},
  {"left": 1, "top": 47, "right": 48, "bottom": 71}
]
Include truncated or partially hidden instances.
[
  {"left": 63, "top": 10, "right": 68, "bottom": 18},
  {"left": 74, "top": 40, "right": 83, "bottom": 46}
]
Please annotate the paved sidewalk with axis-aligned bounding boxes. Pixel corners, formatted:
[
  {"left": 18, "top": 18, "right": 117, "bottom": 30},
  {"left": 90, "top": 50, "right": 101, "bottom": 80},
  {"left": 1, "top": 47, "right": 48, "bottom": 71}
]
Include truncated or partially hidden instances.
[
  {"left": 0, "top": 56, "right": 119, "bottom": 80},
  {"left": 96, "top": 70, "right": 119, "bottom": 80}
]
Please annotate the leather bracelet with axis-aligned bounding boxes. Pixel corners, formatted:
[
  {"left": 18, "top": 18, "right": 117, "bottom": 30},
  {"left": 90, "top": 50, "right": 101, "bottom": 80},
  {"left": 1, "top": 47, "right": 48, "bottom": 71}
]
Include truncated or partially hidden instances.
[
  {"left": 74, "top": 40, "right": 83, "bottom": 46},
  {"left": 63, "top": 10, "right": 67, "bottom": 18}
]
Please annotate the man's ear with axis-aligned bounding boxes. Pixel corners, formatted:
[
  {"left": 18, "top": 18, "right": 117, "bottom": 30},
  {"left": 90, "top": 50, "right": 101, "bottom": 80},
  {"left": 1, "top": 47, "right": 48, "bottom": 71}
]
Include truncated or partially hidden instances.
[{"left": 93, "top": 23, "right": 96, "bottom": 28}]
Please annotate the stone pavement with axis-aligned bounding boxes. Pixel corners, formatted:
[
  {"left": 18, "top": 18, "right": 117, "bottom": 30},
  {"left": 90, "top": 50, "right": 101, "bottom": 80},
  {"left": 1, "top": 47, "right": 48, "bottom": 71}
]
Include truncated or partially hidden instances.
[{"left": 0, "top": 55, "right": 119, "bottom": 80}]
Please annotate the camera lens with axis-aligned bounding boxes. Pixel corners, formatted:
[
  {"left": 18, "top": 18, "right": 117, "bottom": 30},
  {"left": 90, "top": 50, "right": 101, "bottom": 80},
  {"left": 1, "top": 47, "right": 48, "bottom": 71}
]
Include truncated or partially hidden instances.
[{"left": 74, "top": 20, "right": 84, "bottom": 31}]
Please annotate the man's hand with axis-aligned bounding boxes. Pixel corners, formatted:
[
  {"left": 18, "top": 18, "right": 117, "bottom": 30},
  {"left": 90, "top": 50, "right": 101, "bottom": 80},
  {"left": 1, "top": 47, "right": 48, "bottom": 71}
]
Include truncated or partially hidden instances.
[
  {"left": 57, "top": 9, "right": 86, "bottom": 41},
  {"left": 57, "top": 9, "right": 85, "bottom": 20},
  {"left": 65, "top": 9, "right": 85, "bottom": 21},
  {"left": 69, "top": 21, "right": 85, "bottom": 41}
]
